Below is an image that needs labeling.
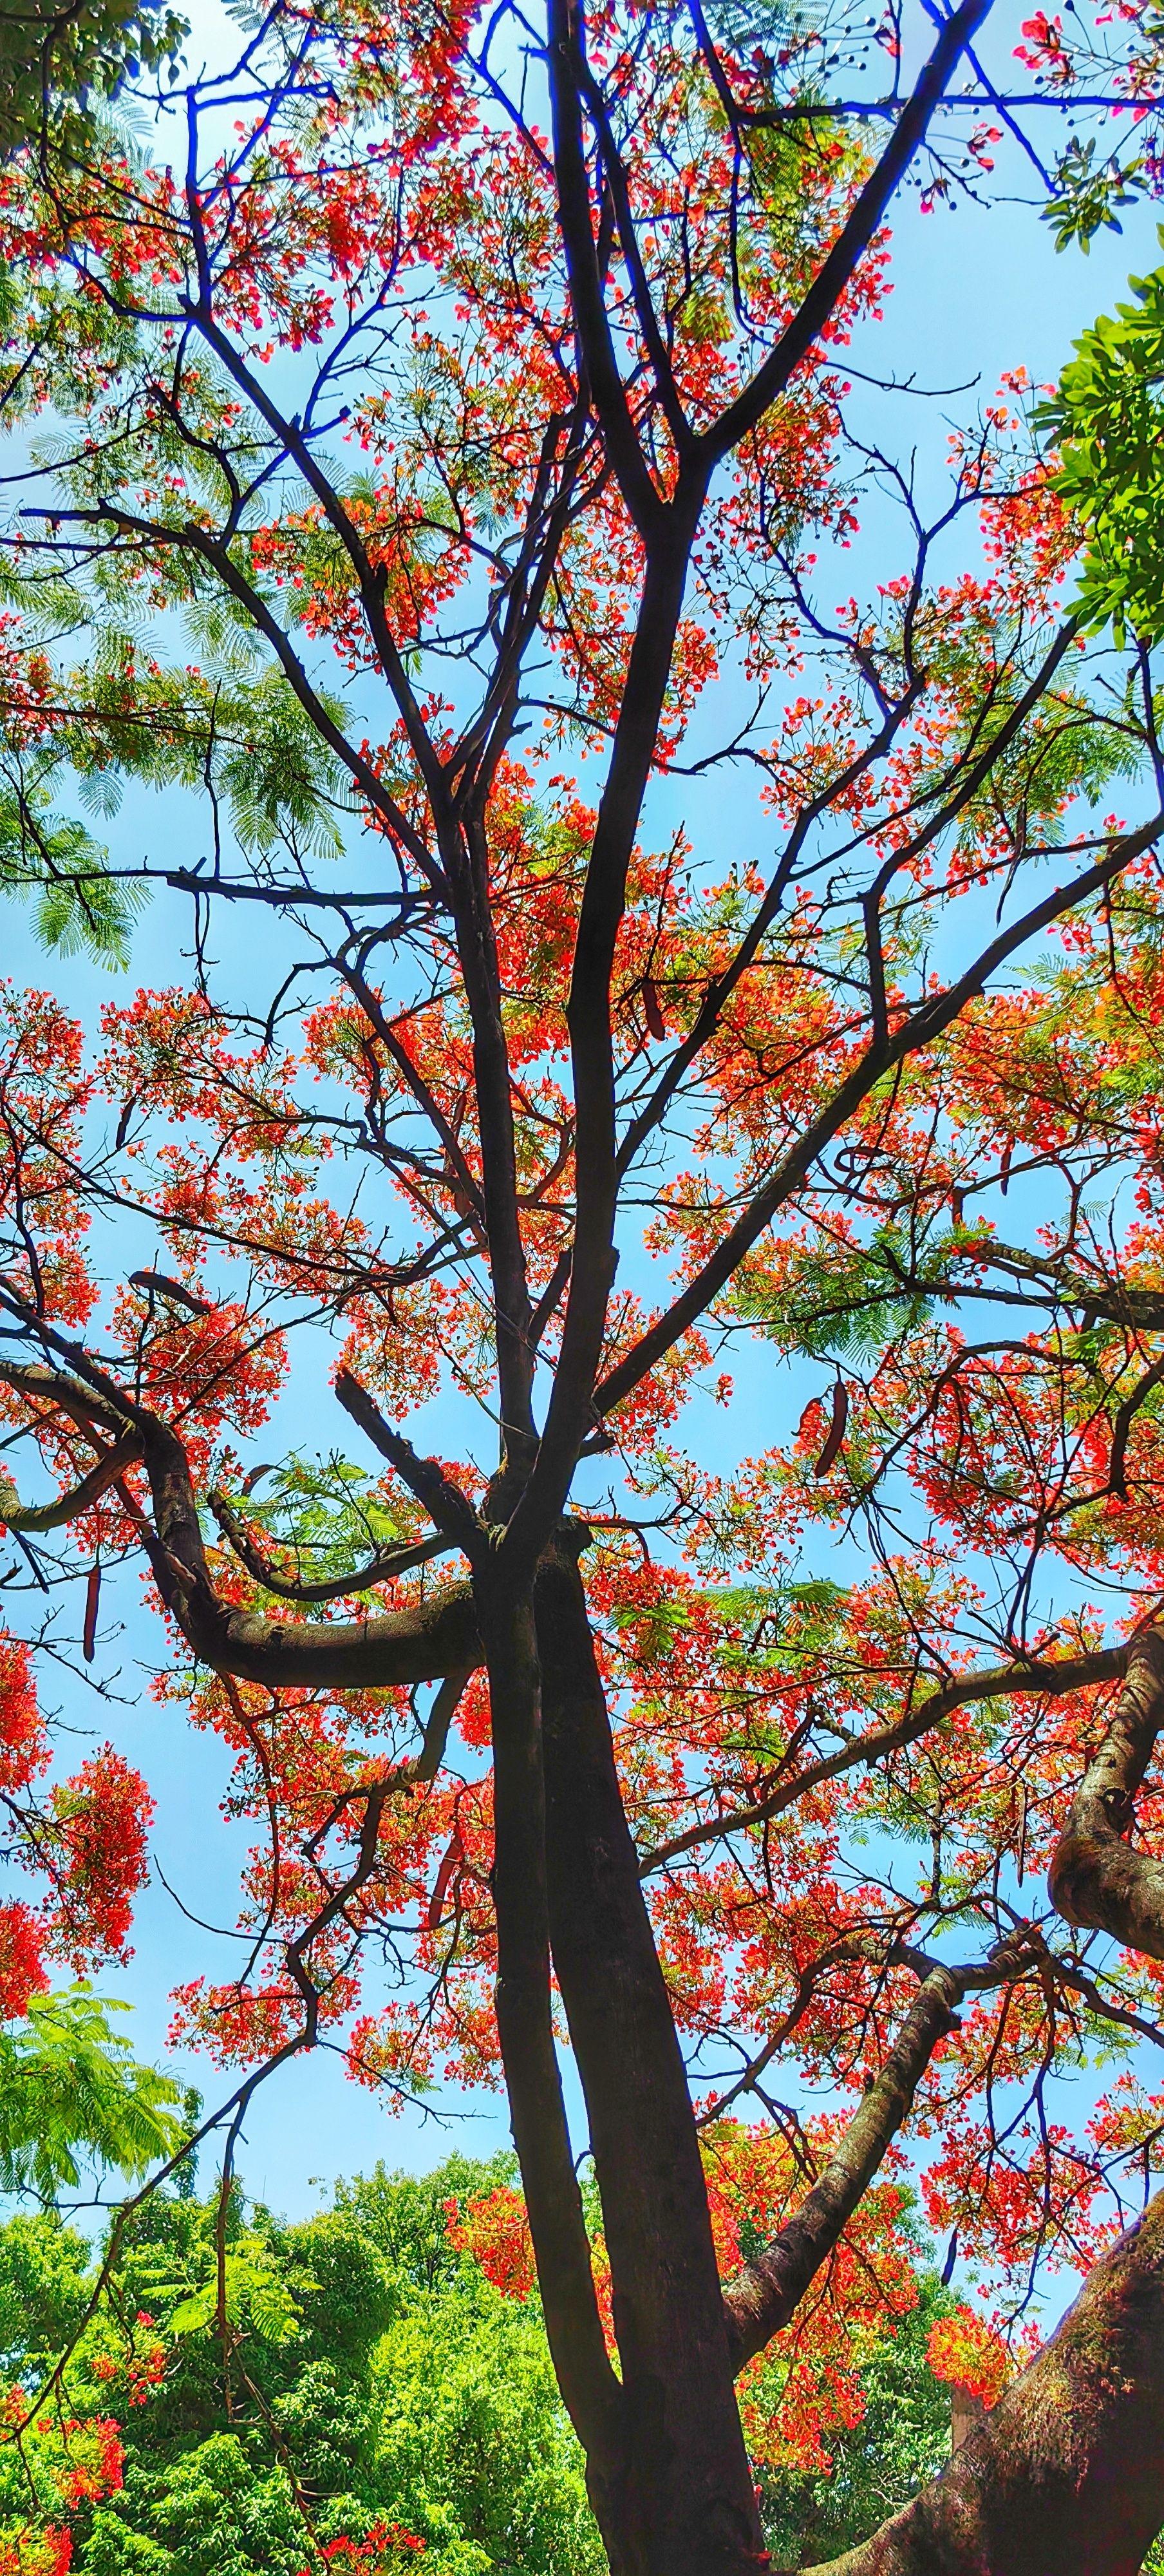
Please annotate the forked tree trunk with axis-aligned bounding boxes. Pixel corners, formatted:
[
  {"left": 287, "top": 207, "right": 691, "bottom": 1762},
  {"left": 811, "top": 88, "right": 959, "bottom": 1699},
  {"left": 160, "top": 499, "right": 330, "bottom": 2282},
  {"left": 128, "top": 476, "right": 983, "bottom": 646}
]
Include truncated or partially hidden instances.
[
  {"left": 801, "top": 2186, "right": 1164, "bottom": 2576},
  {"left": 533, "top": 1542, "right": 767, "bottom": 2576}
]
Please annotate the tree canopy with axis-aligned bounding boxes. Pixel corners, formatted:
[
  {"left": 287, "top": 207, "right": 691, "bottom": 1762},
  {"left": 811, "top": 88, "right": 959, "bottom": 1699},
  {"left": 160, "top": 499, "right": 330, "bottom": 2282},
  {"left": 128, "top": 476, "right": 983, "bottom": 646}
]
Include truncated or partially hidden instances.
[
  {"left": 3, "top": 0, "right": 1164, "bottom": 2570},
  {"left": 0, "top": 2157, "right": 961, "bottom": 2575},
  {"left": 0, "top": 1, "right": 185, "bottom": 161}
]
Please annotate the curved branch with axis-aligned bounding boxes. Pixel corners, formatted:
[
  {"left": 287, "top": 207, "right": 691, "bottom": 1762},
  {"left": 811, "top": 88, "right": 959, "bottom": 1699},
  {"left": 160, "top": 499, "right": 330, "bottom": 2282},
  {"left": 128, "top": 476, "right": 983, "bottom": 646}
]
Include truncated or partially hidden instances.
[
  {"left": 209, "top": 1490, "right": 452, "bottom": 1604},
  {"left": 640, "top": 1645, "right": 1127, "bottom": 1875},
  {"left": 0, "top": 1432, "right": 142, "bottom": 1532},
  {"left": 0, "top": 1355, "right": 482, "bottom": 1689},
  {"left": 722, "top": 1933, "right": 1045, "bottom": 2372},
  {"left": 802, "top": 2184, "right": 1164, "bottom": 2576},
  {"left": 1049, "top": 1625, "right": 1164, "bottom": 1962}
]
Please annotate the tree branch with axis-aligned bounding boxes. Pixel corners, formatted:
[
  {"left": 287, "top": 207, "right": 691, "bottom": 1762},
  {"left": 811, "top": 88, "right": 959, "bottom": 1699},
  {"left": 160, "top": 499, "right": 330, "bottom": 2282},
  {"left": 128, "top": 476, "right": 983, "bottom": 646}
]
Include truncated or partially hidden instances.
[
  {"left": 209, "top": 1490, "right": 452, "bottom": 1604},
  {"left": 723, "top": 1965, "right": 965, "bottom": 2371},
  {"left": 0, "top": 1430, "right": 142, "bottom": 1531},
  {"left": 598, "top": 827, "right": 1161, "bottom": 1421},
  {"left": 701, "top": 0, "right": 993, "bottom": 463},
  {"left": 0, "top": 1355, "right": 482, "bottom": 1690},
  {"left": 1049, "top": 1624, "right": 1164, "bottom": 1963},
  {"left": 801, "top": 2184, "right": 1164, "bottom": 2576},
  {"left": 640, "top": 1645, "right": 1127, "bottom": 1874}
]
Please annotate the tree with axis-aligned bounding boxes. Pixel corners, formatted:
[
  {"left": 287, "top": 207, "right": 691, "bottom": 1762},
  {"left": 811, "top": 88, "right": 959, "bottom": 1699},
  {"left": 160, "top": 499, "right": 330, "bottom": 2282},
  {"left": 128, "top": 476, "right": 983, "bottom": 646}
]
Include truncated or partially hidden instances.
[
  {"left": 0, "top": 2159, "right": 605, "bottom": 2575},
  {"left": 0, "top": 2158, "right": 957, "bottom": 2576},
  {"left": 0, "top": 1, "right": 185, "bottom": 162},
  {"left": 4, "top": 1, "right": 1164, "bottom": 2569},
  {"left": 1042, "top": 242, "right": 1164, "bottom": 646}
]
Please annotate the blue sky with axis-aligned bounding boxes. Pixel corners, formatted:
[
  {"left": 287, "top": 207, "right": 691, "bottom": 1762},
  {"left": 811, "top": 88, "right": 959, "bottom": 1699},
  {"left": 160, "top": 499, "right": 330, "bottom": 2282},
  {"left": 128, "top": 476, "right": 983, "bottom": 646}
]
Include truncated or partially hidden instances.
[{"left": 5, "top": 3, "right": 1164, "bottom": 2229}]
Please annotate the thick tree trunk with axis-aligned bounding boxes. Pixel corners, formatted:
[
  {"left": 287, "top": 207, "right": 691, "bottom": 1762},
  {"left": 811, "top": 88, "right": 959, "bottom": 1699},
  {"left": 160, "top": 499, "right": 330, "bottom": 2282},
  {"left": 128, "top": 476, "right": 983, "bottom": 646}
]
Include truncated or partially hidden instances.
[
  {"left": 1050, "top": 1626, "right": 1164, "bottom": 1960},
  {"left": 534, "top": 1544, "right": 767, "bottom": 2576},
  {"left": 798, "top": 2186, "right": 1164, "bottom": 2576},
  {"left": 475, "top": 1582, "right": 626, "bottom": 2494}
]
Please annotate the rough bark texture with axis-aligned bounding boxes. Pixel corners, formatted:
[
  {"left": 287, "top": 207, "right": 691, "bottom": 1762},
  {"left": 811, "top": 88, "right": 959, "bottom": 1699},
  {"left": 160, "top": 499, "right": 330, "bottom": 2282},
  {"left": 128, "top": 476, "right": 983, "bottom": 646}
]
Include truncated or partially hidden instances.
[
  {"left": 1050, "top": 1626, "right": 1164, "bottom": 1960},
  {"left": 474, "top": 1578, "right": 623, "bottom": 2483},
  {"left": 800, "top": 2186, "right": 1164, "bottom": 2576},
  {"left": 534, "top": 1545, "right": 767, "bottom": 2576}
]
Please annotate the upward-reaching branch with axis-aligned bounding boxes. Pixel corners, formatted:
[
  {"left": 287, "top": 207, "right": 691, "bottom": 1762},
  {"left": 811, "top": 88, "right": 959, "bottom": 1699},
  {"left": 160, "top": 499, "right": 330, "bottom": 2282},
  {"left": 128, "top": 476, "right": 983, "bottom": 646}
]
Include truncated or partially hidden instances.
[
  {"left": 597, "top": 826, "right": 1161, "bottom": 1420},
  {"left": 1050, "top": 1625, "right": 1164, "bottom": 1961},
  {"left": 700, "top": 0, "right": 994, "bottom": 462}
]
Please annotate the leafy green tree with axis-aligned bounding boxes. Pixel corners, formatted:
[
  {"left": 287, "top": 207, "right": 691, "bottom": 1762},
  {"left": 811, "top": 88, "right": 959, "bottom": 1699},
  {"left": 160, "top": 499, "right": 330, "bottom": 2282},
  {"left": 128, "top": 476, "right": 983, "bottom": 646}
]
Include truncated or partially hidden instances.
[
  {"left": 1044, "top": 236, "right": 1164, "bottom": 644},
  {"left": 0, "top": 1, "right": 184, "bottom": 158},
  {"left": 0, "top": 2159, "right": 968, "bottom": 2576},
  {"left": 42, "top": 2160, "right": 600, "bottom": 2576},
  {"left": 33, "top": 2154, "right": 1129, "bottom": 2576}
]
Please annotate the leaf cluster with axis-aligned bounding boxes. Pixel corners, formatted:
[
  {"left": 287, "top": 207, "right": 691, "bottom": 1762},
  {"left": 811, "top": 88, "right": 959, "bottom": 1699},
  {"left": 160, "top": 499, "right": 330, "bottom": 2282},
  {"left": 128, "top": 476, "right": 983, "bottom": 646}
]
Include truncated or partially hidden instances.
[
  {"left": 0, "top": 1, "right": 185, "bottom": 160},
  {"left": 1043, "top": 237, "right": 1164, "bottom": 645},
  {"left": 0, "top": 1987, "right": 183, "bottom": 2199}
]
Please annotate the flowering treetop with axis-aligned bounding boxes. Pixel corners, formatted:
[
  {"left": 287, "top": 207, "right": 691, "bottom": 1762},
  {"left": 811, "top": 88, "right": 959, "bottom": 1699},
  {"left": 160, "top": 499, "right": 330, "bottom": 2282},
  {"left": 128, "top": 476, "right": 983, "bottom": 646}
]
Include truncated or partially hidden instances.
[{"left": 1, "top": 0, "right": 1164, "bottom": 2568}]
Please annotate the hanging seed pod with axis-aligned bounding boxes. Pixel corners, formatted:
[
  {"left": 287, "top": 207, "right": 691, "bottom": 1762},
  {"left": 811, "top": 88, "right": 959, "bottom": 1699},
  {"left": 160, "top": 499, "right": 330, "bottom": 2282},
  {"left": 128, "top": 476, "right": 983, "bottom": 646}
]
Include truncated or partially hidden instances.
[
  {"left": 83, "top": 1564, "right": 100, "bottom": 1663},
  {"left": 427, "top": 1828, "right": 464, "bottom": 1929},
  {"left": 643, "top": 977, "right": 666, "bottom": 1041},
  {"left": 814, "top": 1380, "right": 849, "bottom": 1477},
  {"left": 129, "top": 1269, "right": 213, "bottom": 1316},
  {"left": 999, "top": 1141, "right": 1012, "bottom": 1197}
]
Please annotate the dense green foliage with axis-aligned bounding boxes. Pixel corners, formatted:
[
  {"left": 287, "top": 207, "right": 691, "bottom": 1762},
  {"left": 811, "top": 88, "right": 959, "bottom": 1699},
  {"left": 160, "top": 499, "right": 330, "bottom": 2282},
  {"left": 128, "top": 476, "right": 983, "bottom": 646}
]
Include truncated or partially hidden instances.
[
  {"left": 0, "top": 2157, "right": 970, "bottom": 2575},
  {"left": 7, "top": 2157, "right": 604, "bottom": 2576},
  {"left": 0, "top": 1, "right": 184, "bottom": 158},
  {"left": 1044, "top": 234, "right": 1164, "bottom": 644}
]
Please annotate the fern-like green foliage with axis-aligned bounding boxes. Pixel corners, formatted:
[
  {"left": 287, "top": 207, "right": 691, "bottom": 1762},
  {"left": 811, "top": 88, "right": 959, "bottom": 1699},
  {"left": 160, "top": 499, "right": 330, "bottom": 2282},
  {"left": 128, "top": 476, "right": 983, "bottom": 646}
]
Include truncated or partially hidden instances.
[
  {"left": 733, "top": 1220, "right": 968, "bottom": 1363},
  {"left": 0, "top": 782, "right": 146, "bottom": 963},
  {"left": 220, "top": 1453, "right": 431, "bottom": 1597},
  {"left": 0, "top": 1987, "right": 183, "bottom": 2198},
  {"left": 156, "top": 2233, "right": 309, "bottom": 2349}
]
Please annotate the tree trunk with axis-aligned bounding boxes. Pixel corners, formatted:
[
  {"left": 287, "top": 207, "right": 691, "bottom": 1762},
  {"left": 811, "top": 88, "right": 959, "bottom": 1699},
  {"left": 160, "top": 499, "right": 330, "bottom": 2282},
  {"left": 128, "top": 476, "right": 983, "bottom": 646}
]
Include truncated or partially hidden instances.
[
  {"left": 534, "top": 1542, "right": 767, "bottom": 2576},
  {"left": 798, "top": 2186, "right": 1164, "bottom": 2576},
  {"left": 476, "top": 1580, "right": 626, "bottom": 2501}
]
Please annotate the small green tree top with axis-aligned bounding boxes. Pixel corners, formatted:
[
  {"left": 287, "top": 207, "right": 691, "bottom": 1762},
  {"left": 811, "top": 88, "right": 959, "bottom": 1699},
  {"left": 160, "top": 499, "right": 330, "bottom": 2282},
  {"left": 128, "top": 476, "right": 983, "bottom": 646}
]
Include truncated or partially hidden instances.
[{"left": 1043, "top": 234, "right": 1164, "bottom": 645}]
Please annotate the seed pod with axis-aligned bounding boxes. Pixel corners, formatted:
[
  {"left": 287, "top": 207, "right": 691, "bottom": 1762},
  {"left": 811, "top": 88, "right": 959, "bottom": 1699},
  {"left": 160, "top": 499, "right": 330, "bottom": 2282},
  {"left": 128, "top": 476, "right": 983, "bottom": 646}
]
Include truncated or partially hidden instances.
[
  {"left": 129, "top": 1269, "right": 213, "bottom": 1316},
  {"left": 83, "top": 1564, "right": 100, "bottom": 1664},
  {"left": 814, "top": 1380, "right": 849, "bottom": 1477},
  {"left": 427, "top": 1828, "right": 464, "bottom": 1930},
  {"left": 999, "top": 1141, "right": 1012, "bottom": 1197},
  {"left": 643, "top": 978, "right": 666, "bottom": 1042}
]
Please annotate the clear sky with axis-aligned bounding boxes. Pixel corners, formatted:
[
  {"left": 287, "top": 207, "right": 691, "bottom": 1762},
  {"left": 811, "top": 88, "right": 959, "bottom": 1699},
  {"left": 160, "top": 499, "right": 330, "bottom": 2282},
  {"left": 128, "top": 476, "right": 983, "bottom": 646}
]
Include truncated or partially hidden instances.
[{"left": 5, "top": 1, "right": 1163, "bottom": 2229}]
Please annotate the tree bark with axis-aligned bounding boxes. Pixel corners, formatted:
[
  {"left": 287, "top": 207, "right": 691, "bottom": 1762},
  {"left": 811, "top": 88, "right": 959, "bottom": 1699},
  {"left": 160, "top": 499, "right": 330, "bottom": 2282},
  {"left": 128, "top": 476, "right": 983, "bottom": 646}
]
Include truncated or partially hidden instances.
[
  {"left": 798, "top": 2186, "right": 1164, "bottom": 2576},
  {"left": 534, "top": 1544, "right": 767, "bottom": 2576},
  {"left": 474, "top": 1576, "right": 624, "bottom": 2488},
  {"left": 1049, "top": 1626, "right": 1164, "bottom": 1960}
]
